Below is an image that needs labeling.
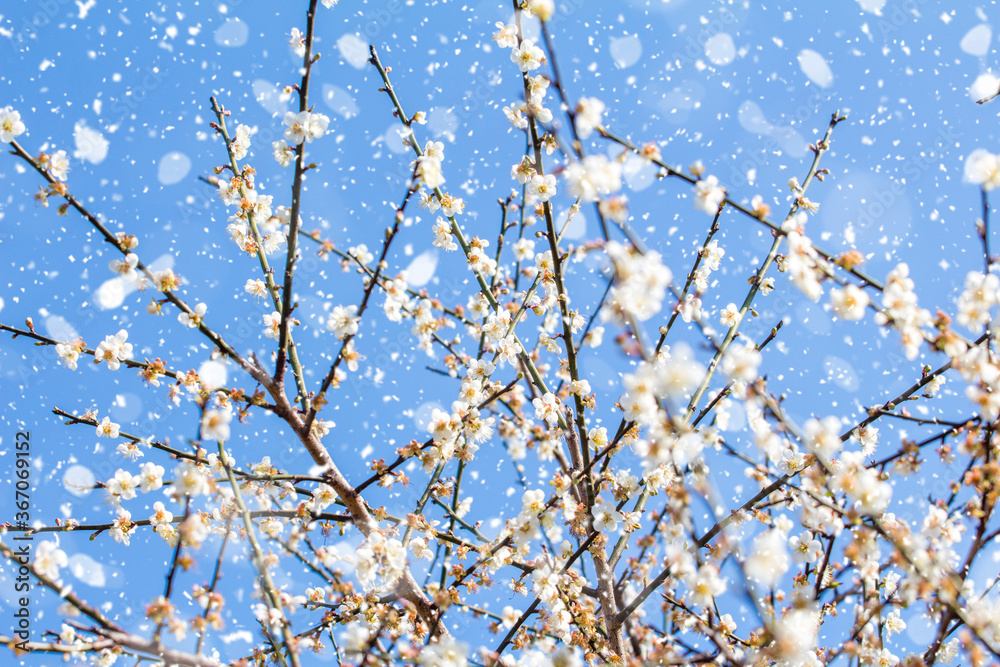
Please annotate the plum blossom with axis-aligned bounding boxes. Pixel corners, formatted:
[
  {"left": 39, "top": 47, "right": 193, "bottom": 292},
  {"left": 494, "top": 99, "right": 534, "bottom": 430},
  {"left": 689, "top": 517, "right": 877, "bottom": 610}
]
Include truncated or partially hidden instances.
[
  {"left": 178, "top": 303, "right": 207, "bottom": 329},
  {"left": 527, "top": 0, "right": 555, "bottom": 21},
  {"left": 512, "top": 238, "right": 535, "bottom": 262},
  {"left": 563, "top": 154, "right": 622, "bottom": 201},
  {"left": 830, "top": 284, "right": 870, "bottom": 321},
  {"left": 718, "top": 302, "right": 740, "bottom": 327},
  {"left": 874, "top": 263, "right": 933, "bottom": 360},
  {"left": 272, "top": 140, "right": 294, "bottom": 167},
  {"left": 853, "top": 425, "right": 879, "bottom": 456},
  {"left": 173, "top": 461, "right": 210, "bottom": 499},
  {"left": 685, "top": 563, "right": 726, "bottom": 608},
  {"left": 771, "top": 607, "right": 820, "bottom": 666},
  {"left": 288, "top": 27, "right": 306, "bottom": 57},
  {"left": 326, "top": 304, "right": 359, "bottom": 339},
  {"left": 432, "top": 218, "right": 458, "bottom": 251},
  {"left": 109, "top": 253, "right": 139, "bottom": 281},
  {"left": 354, "top": 531, "right": 408, "bottom": 587},
  {"left": 528, "top": 173, "right": 557, "bottom": 202},
  {"left": 55, "top": 339, "right": 85, "bottom": 370},
  {"left": 149, "top": 501, "right": 173, "bottom": 531},
  {"left": 503, "top": 103, "right": 528, "bottom": 129},
  {"left": 40, "top": 149, "right": 70, "bottom": 181},
  {"left": 439, "top": 193, "right": 464, "bottom": 216},
  {"left": 179, "top": 514, "right": 208, "bottom": 548},
  {"left": 804, "top": 416, "right": 843, "bottom": 462},
  {"left": 110, "top": 508, "right": 135, "bottom": 546},
  {"left": 693, "top": 175, "right": 726, "bottom": 213},
  {"left": 153, "top": 268, "right": 180, "bottom": 292},
  {"left": 783, "top": 224, "right": 826, "bottom": 302},
  {"left": 340, "top": 623, "right": 372, "bottom": 660},
  {"left": 591, "top": 498, "right": 623, "bottom": 532},
  {"left": 492, "top": 22, "right": 517, "bottom": 49},
  {"left": 532, "top": 392, "right": 560, "bottom": 424},
  {"left": 721, "top": 341, "right": 762, "bottom": 383},
  {"left": 418, "top": 155, "right": 445, "bottom": 188},
  {"left": 33, "top": 540, "right": 68, "bottom": 580},
  {"left": 884, "top": 609, "right": 906, "bottom": 637},
  {"left": 283, "top": 110, "right": 330, "bottom": 145},
  {"left": 679, "top": 294, "right": 702, "bottom": 323},
  {"left": 104, "top": 469, "right": 141, "bottom": 503},
  {"left": 789, "top": 531, "right": 824, "bottom": 563},
  {"left": 139, "top": 462, "right": 165, "bottom": 493},
  {"left": 95, "top": 416, "right": 120, "bottom": 438},
  {"left": 262, "top": 311, "right": 281, "bottom": 339},
  {"left": 511, "top": 155, "right": 535, "bottom": 184},
  {"left": 311, "top": 418, "right": 335, "bottom": 441},
  {"left": 245, "top": 278, "right": 267, "bottom": 299},
  {"left": 659, "top": 344, "right": 707, "bottom": 401},
  {"left": 201, "top": 409, "right": 232, "bottom": 443},
  {"left": 602, "top": 241, "right": 672, "bottom": 322},
  {"left": 231, "top": 123, "right": 252, "bottom": 159},
  {"left": 964, "top": 148, "right": 1000, "bottom": 190},
  {"left": 259, "top": 517, "right": 283, "bottom": 538},
  {"left": 311, "top": 483, "right": 336, "bottom": 513},
  {"left": 599, "top": 195, "right": 628, "bottom": 223},
  {"left": 956, "top": 270, "right": 999, "bottom": 330},
  {"left": 0, "top": 106, "right": 26, "bottom": 143},
  {"left": 745, "top": 529, "right": 789, "bottom": 587},
  {"left": 574, "top": 97, "right": 605, "bottom": 138},
  {"left": 94, "top": 330, "right": 133, "bottom": 371},
  {"left": 526, "top": 74, "right": 549, "bottom": 105},
  {"left": 418, "top": 637, "right": 469, "bottom": 667},
  {"left": 511, "top": 39, "right": 545, "bottom": 72},
  {"left": 833, "top": 451, "right": 891, "bottom": 515}
]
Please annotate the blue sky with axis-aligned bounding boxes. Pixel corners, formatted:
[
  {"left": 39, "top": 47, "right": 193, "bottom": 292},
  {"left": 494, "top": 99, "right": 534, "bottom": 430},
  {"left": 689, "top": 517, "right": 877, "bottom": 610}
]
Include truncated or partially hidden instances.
[{"left": 2, "top": 0, "right": 1000, "bottom": 664}]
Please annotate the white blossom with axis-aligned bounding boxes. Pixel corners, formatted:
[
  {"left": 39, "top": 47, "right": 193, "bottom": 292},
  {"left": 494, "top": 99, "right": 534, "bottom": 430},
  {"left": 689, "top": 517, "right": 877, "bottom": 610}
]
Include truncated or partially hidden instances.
[
  {"left": 283, "top": 110, "right": 330, "bottom": 145},
  {"left": 591, "top": 498, "right": 623, "bottom": 532},
  {"left": 94, "top": 330, "right": 133, "bottom": 371},
  {"left": 0, "top": 106, "right": 26, "bottom": 143},
  {"left": 574, "top": 97, "right": 605, "bottom": 138},
  {"left": 326, "top": 304, "right": 359, "bottom": 339},
  {"left": 511, "top": 39, "right": 545, "bottom": 72},
  {"left": 693, "top": 175, "right": 726, "bottom": 214},
  {"left": 830, "top": 284, "right": 870, "bottom": 321},
  {"left": 201, "top": 409, "right": 232, "bottom": 443},
  {"left": 965, "top": 149, "right": 1000, "bottom": 190}
]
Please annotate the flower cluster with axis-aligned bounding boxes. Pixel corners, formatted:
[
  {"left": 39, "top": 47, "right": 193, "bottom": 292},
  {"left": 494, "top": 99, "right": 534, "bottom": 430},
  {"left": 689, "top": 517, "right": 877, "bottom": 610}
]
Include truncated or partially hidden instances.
[
  {"left": 603, "top": 241, "right": 673, "bottom": 322},
  {"left": 93, "top": 330, "right": 133, "bottom": 371},
  {"left": 283, "top": 110, "right": 330, "bottom": 145},
  {"left": 563, "top": 154, "right": 622, "bottom": 202},
  {"left": 693, "top": 174, "right": 726, "bottom": 214},
  {"left": 354, "top": 531, "right": 408, "bottom": 588},
  {"left": 873, "top": 263, "right": 932, "bottom": 360},
  {"left": 780, "top": 212, "right": 828, "bottom": 301},
  {"left": 38, "top": 149, "right": 70, "bottom": 181},
  {"left": 8, "top": 3, "right": 1000, "bottom": 665},
  {"left": 417, "top": 139, "right": 446, "bottom": 189}
]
